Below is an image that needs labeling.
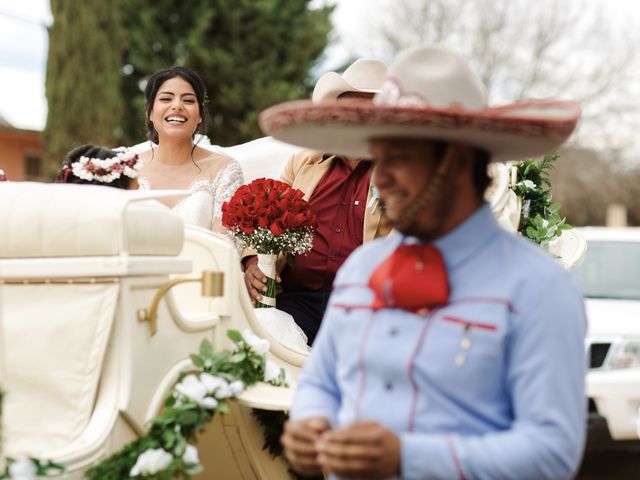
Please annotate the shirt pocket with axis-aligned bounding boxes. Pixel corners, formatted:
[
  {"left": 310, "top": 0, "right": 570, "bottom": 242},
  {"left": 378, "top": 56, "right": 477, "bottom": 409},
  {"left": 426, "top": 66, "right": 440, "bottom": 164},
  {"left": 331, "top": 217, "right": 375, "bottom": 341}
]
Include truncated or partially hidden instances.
[{"left": 423, "top": 307, "right": 509, "bottom": 385}]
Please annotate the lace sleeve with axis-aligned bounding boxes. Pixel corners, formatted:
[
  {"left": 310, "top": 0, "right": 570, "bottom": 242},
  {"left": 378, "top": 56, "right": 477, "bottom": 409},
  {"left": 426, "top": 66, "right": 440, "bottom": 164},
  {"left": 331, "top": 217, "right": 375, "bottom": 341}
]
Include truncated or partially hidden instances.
[{"left": 211, "top": 159, "right": 244, "bottom": 231}]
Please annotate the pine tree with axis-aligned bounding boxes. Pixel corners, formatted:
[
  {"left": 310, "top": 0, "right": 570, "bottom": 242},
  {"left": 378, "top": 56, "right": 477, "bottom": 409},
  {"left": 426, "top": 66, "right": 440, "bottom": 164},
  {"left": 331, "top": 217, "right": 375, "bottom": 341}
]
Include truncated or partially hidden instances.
[
  {"left": 43, "top": 0, "right": 126, "bottom": 177},
  {"left": 120, "top": 0, "right": 333, "bottom": 146}
]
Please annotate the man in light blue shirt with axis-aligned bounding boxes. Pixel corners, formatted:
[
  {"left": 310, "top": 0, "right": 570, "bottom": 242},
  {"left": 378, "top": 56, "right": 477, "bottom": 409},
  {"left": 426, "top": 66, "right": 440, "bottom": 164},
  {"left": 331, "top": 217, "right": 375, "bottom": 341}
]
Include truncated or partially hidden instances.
[{"left": 261, "top": 45, "right": 587, "bottom": 479}]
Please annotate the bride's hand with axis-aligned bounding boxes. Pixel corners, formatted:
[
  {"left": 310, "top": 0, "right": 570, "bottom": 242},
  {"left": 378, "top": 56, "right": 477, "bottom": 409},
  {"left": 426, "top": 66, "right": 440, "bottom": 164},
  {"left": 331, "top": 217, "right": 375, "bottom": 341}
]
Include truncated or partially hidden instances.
[{"left": 244, "top": 262, "right": 281, "bottom": 305}]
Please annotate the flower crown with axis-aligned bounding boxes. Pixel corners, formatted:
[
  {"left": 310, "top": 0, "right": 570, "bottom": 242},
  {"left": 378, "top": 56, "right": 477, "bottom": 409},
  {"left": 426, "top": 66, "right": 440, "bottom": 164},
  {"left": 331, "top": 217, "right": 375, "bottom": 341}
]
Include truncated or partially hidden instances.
[{"left": 68, "top": 147, "right": 142, "bottom": 183}]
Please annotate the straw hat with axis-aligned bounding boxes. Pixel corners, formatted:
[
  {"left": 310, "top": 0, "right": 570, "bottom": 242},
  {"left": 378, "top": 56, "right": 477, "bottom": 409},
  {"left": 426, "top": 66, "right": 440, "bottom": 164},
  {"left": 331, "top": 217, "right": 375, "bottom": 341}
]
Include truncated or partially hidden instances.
[{"left": 261, "top": 45, "right": 580, "bottom": 162}]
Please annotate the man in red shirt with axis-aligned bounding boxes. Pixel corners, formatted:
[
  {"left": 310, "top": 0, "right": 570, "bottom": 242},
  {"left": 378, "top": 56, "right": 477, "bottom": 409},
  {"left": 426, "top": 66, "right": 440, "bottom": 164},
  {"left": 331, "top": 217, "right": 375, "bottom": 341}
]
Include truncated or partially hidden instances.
[{"left": 243, "top": 59, "right": 390, "bottom": 345}]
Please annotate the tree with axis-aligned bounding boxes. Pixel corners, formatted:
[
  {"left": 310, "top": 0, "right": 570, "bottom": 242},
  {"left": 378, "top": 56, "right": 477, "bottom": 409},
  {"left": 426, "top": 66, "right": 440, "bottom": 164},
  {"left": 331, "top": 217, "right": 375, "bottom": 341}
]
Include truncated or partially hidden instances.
[
  {"left": 338, "top": 0, "right": 639, "bottom": 155},
  {"left": 43, "top": 0, "right": 126, "bottom": 177},
  {"left": 119, "top": 0, "right": 333, "bottom": 146}
]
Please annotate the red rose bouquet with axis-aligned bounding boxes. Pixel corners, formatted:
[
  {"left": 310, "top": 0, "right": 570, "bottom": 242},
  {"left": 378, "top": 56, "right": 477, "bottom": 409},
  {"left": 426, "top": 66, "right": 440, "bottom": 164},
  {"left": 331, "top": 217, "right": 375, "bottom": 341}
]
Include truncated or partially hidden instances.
[{"left": 221, "top": 178, "right": 317, "bottom": 308}]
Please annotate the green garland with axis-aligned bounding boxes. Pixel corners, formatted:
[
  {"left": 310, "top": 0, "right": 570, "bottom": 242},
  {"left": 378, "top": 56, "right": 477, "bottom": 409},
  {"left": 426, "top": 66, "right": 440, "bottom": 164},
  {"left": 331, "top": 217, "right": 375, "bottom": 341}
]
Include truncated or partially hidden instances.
[
  {"left": 511, "top": 152, "right": 571, "bottom": 245},
  {"left": 0, "top": 459, "right": 65, "bottom": 479},
  {"left": 85, "top": 330, "right": 288, "bottom": 480}
]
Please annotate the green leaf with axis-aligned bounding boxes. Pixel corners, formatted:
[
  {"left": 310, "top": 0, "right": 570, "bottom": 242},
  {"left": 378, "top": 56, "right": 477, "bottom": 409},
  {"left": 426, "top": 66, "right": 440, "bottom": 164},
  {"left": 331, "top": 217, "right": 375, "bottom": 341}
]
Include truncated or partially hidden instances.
[
  {"left": 199, "top": 339, "right": 214, "bottom": 358},
  {"left": 185, "top": 464, "right": 204, "bottom": 475},
  {"left": 176, "top": 410, "right": 201, "bottom": 425},
  {"left": 227, "top": 329, "right": 243, "bottom": 343},
  {"left": 230, "top": 351, "right": 247, "bottom": 363},
  {"left": 190, "top": 354, "right": 204, "bottom": 368}
]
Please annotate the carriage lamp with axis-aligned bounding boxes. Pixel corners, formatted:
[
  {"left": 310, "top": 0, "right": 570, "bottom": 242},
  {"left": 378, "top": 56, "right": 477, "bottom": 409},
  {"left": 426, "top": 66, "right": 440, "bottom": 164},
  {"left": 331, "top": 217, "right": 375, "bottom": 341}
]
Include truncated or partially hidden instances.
[{"left": 137, "top": 270, "right": 224, "bottom": 336}]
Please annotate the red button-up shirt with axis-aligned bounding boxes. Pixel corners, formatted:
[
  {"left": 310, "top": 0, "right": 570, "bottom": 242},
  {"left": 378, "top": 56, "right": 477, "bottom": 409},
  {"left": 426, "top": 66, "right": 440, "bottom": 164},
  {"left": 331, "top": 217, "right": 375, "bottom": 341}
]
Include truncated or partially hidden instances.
[{"left": 282, "top": 156, "right": 372, "bottom": 292}]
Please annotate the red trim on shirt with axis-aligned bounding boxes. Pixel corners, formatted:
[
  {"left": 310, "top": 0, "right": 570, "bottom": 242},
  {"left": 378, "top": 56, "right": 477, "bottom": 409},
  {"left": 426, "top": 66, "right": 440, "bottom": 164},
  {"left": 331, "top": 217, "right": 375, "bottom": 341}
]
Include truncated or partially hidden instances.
[
  {"left": 447, "top": 436, "right": 466, "bottom": 480},
  {"left": 442, "top": 315, "right": 498, "bottom": 331},
  {"left": 447, "top": 296, "right": 518, "bottom": 314},
  {"left": 406, "top": 310, "right": 439, "bottom": 432},
  {"left": 333, "top": 287, "right": 518, "bottom": 313},
  {"left": 354, "top": 312, "right": 376, "bottom": 420}
]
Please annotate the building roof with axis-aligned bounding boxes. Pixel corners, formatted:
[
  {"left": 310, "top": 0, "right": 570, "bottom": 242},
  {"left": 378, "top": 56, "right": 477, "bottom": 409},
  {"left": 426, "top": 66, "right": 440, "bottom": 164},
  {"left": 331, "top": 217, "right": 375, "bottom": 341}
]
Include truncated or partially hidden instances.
[{"left": 0, "top": 113, "right": 14, "bottom": 129}]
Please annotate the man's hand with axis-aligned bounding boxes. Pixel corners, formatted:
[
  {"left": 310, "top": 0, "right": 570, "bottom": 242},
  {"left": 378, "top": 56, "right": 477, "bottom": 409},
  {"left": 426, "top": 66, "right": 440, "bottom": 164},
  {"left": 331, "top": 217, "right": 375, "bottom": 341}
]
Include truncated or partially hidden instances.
[
  {"left": 316, "top": 421, "right": 401, "bottom": 479},
  {"left": 243, "top": 261, "right": 280, "bottom": 305},
  {"left": 281, "top": 417, "right": 331, "bottom": 476}
]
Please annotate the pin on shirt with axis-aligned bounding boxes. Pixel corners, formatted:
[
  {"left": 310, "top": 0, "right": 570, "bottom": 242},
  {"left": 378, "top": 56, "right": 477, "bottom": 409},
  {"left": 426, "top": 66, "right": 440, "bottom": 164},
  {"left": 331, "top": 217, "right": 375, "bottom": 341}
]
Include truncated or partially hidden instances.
[{"left": 455, "top": 324, "right": 473, "bottom": 366}]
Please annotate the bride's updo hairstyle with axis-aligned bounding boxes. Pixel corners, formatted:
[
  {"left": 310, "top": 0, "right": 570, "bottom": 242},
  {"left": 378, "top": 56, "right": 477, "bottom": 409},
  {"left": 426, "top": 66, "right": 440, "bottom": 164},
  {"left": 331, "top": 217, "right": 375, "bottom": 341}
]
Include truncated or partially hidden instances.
[
  {"left": 144, "top": 66, "right": 209, "bottom": 145},
  {"left": 56, "top": 144, "right": 140, "bottom": 189}
]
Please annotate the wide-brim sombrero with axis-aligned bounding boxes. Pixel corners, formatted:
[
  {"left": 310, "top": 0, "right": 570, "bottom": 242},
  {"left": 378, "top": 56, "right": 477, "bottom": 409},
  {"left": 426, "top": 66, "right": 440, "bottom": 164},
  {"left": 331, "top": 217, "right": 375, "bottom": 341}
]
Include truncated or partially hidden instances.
[{"left": 261, "top": 45, "right": 580, "bottom": 162}]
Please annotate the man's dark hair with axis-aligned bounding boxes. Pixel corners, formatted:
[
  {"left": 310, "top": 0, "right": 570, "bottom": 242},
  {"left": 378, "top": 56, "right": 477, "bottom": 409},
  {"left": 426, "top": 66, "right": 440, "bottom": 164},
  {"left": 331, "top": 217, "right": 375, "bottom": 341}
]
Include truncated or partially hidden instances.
[{"left": 472, "top": 149, "right": 491, "bottom": 201}]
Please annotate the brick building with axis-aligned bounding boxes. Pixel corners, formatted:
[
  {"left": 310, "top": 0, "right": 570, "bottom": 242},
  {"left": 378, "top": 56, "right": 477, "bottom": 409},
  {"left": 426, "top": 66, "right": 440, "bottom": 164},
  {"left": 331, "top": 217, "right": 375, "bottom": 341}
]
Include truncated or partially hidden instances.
[{"left": 0, "top": 114, "right": 45, "bottom": 181}]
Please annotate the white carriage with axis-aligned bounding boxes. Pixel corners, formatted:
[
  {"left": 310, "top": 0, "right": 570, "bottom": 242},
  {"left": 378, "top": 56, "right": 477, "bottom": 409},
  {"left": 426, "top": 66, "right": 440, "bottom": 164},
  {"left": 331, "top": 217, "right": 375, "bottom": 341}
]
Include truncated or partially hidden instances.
[{"left": 0, "top": 181, "right": 307, "bottom": 479}]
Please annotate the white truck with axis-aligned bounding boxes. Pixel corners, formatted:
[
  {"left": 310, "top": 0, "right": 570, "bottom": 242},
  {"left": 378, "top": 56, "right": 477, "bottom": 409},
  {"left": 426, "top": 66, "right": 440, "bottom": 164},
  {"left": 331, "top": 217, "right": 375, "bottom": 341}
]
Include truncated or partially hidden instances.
[{"left": 574, "top": 227, "right": 640, "bottom": 443}]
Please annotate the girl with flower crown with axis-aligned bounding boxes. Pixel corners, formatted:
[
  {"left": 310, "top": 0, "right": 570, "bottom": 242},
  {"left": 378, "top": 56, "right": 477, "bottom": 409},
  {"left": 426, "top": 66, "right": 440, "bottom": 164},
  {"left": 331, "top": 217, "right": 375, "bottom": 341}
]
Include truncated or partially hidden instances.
[
  {"left": 56, "top": 144, "right": 141, "bottom": 189},
  {"left": 136, "top": 66, "right": 244, "bottom": 233}
]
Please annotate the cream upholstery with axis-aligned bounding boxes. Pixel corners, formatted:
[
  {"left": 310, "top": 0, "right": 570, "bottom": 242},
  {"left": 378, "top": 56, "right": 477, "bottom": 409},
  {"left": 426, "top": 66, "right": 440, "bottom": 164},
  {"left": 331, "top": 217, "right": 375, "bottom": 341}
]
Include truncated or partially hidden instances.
[
  {"left": 2, "top": 283, "right": 118, "bottom": 453},
  {"left": 0, "top": 184, "right": 304, "bottom": 479},
  {"left": 0, "top": 182, "right": 193, "bottom": 467},
  {"left": 0, "top": 182, "right": 184, "bottom": 258}
]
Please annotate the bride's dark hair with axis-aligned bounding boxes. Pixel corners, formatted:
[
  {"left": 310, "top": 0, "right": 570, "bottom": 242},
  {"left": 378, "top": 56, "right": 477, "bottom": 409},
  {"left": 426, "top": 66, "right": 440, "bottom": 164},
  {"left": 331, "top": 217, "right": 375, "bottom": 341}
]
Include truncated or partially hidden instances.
[{"left": 144, "top": 66, "right": 209, "bottom": 145}]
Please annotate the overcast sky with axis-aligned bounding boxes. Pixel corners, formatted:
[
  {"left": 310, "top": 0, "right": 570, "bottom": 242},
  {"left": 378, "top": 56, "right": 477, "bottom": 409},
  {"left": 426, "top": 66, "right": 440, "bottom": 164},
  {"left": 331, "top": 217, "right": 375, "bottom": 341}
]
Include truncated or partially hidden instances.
[{"left": 1, "top": 0, "right": 640, "bottom": 136}]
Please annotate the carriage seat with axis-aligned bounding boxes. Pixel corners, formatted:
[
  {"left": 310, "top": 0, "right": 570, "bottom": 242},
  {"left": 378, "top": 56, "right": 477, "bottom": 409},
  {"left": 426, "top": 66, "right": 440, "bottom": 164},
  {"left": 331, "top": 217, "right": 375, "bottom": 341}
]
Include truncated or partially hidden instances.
[{"left": 0, "top": 182, "right": 190, "bottom": 458}]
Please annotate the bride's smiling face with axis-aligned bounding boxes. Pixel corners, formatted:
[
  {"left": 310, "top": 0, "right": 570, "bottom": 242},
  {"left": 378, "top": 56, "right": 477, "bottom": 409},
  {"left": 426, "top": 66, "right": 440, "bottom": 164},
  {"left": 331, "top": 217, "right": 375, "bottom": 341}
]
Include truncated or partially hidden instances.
[{"left": 149, "top": 76, "right": 202, "bottom": 142}]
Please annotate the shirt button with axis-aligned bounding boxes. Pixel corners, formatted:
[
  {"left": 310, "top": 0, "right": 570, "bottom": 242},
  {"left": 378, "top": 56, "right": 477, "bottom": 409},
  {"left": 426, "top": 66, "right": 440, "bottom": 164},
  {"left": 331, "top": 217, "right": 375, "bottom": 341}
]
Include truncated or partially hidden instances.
[
  {"left": 335, "top": 227, "right": 341, "bottom": 233},
  {"left": 389, "top": 328, "right": 398, "bottom": 337},
  {"left": 385, "top": 381, "right": 393, "bottom": 391}
]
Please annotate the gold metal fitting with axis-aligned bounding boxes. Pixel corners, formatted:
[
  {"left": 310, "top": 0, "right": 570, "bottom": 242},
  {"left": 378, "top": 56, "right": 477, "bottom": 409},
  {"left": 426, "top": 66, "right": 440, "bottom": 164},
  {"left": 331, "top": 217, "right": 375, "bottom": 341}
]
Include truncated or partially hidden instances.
[{"left": 137, "top": 271, "right": 224, "bottom": 336}]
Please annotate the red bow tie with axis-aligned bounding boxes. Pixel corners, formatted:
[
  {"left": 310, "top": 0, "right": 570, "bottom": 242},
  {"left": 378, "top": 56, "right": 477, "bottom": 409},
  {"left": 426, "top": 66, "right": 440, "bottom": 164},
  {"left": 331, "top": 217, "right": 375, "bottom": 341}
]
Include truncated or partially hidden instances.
[{"left": 369, "top": 244, "right": 449, "bottom": 313}]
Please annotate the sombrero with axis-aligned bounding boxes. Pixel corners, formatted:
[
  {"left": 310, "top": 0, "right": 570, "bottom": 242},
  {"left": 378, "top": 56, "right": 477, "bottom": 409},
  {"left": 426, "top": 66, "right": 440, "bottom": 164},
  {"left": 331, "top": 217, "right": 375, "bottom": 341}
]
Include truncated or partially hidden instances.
[
  {"left": 261, "top": 45, "right": 580, "bottom": 162},
  {"left": 312, "top": 58, "right": 388, "bottom": 103}
]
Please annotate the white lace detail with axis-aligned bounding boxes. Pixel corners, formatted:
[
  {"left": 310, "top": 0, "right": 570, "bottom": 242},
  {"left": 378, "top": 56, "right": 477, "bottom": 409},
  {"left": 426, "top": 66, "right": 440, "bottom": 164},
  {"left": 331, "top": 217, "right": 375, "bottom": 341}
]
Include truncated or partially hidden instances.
[
  {"left": 211, "top": 160, "right": 244, "bottom": 229},
  {"left": 138, "top": 159, "right": 244, "bottom": 232}
]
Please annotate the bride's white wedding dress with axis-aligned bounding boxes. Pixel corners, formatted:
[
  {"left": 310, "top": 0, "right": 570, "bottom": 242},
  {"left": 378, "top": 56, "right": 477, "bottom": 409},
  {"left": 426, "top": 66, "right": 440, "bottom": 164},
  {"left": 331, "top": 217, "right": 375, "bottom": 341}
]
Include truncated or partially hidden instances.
[
  {"left": 138, "top": 156, "right": 243, "bottom": 232},
  {"left": 137, "top": 150, "right": 309, "bottom": 351}
]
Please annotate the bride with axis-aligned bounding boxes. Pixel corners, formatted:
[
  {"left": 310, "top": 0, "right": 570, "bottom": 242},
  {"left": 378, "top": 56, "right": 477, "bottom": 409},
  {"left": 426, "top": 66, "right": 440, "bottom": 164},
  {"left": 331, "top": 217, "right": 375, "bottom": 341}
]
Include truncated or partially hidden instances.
[
  {"left": 136, "top": 67, "right": 309, "bottom": 351},
  {"left": 137, "top": 66, "right": 244, "bottom": 233}
]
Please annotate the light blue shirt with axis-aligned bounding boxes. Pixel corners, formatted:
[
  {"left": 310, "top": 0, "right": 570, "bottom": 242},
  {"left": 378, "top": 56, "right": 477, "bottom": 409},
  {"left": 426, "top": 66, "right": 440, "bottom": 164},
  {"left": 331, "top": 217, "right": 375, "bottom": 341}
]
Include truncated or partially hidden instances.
[{"left": 291, "top": 204, "right": 587, "bottom": 480}]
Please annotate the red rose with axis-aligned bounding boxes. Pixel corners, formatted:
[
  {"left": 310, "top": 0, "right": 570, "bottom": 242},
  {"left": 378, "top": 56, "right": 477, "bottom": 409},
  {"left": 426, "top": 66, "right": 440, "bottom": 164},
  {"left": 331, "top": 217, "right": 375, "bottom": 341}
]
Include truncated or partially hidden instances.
[
  {"left": 249, "top": 178, "right": 267, "bottom": 194},
  {"left": 290, "top": 212, "right": 307, "bottom": 228},
  {"left": 269, "top": 219, "right": 286, "bottom": 236},
  {"left": 240, "top": 191, "right": 255, "bottom": 206},
  {"left": 277, "top": 198, "right": 291, "bottom": 213},
  {"left": 257, "top": 215, "right": 270, "bottom": 228},
  {"left": 240, "top": 218, "right": 256, "bottom": 234},
  {"left": 246, "top": 205, "right": 259, "bottom": 218},
  {"left": 278, "top": 211, "right": 291, "bottom": 228}
]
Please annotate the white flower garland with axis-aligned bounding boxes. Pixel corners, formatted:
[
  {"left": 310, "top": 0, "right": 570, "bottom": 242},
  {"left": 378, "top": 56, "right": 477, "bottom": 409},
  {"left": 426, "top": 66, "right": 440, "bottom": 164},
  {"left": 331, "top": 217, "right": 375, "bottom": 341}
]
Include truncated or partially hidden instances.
[
  {"left": 71, "top": 147, "right": 142, "bottom": 184},
  {"left": 84, "top": 330, "right": 290, "bottom": 480},
  {"left": 2, "top": 330, "right": 290, "bottom": 479}
]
